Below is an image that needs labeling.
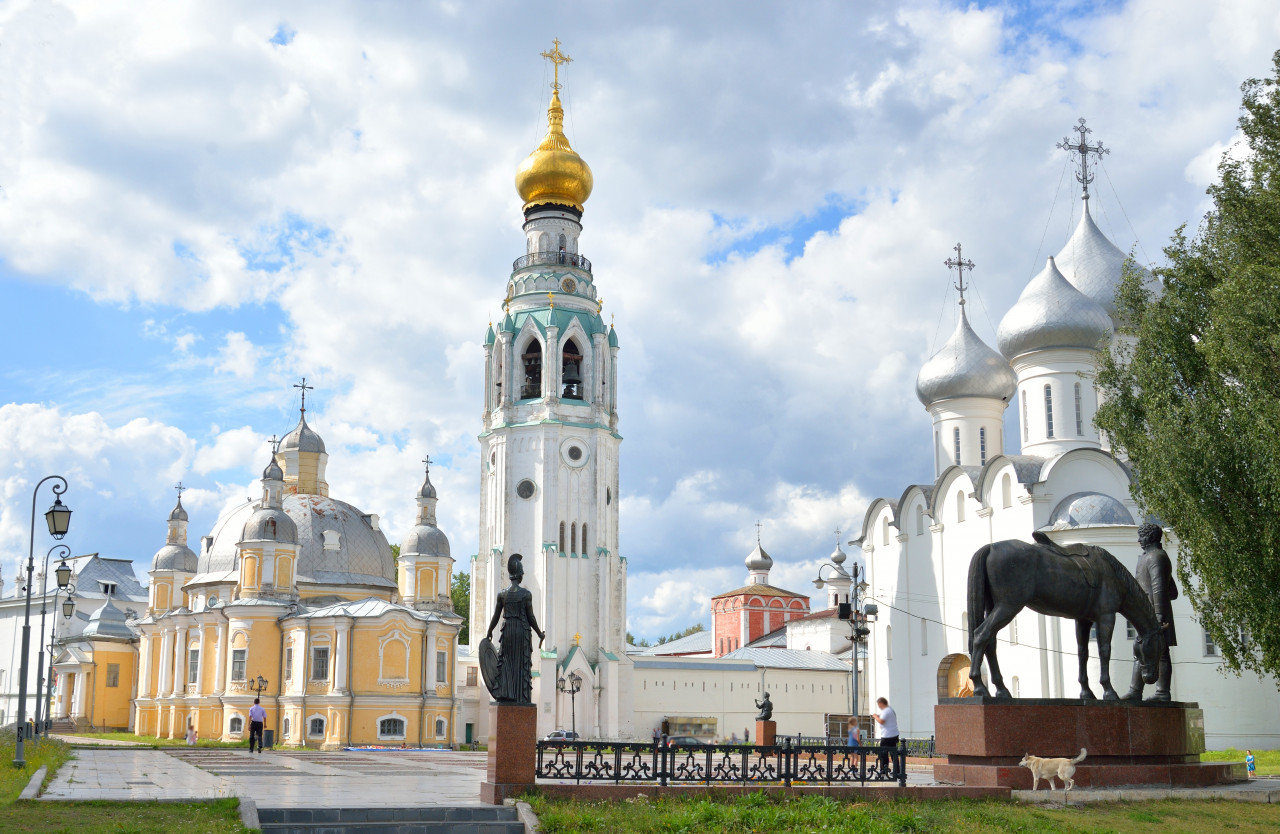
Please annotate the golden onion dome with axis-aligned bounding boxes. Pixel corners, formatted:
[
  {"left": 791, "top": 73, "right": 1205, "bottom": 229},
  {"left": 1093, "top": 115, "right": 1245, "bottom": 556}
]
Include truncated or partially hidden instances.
[{"left": 515, "top": 89, "right": 593, "bottom": 213}]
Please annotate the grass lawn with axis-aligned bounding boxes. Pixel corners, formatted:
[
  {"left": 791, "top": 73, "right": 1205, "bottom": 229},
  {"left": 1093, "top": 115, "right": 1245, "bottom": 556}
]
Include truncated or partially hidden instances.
[
  {"left": 1202, "top": 747, "right": 1280, "bottom": 776},
  {"left": 0, "top": 799, "right": 247, "bottom": 833},
  {"left": 66, "top": 732, "right": 246, "bottom": 749},
  {"left": 526, "top": 793, "right": 1280, "bottom": 833},
  {"left": 0, "top": 734, "right": 72, "bottom": 805}
]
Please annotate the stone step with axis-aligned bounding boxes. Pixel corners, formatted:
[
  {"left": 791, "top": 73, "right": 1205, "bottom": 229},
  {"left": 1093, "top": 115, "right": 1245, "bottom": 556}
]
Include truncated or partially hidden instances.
[{"left": 257, "top": 806, "right": 523, "bottom": 834}]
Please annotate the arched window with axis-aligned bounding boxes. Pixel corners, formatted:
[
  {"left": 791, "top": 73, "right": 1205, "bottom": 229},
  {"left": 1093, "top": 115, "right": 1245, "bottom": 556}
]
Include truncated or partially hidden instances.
[
  {"left": 229, "top": 716, "right": 244, "bottom": 734},
  {"left": 559, "top": 522, "right": 566, "bottom": 554},
  {"left": 309, "top": 716, "right": 326, "bottom": 737},
  {"left": 1011, "top": 676, "right": 1021, "bottom": 698},
  {"left": 582, "top": 523, "right": 589, "bottom": 556},
  {"left": 570, "top": 523, "right": 577, "bottom": 556},
  {"left": 435, "top": 718, "right": 446, "bottom": 738},
  {"left": 538, "top": 232, "right": 549, "bottom": 253},
  {"left": 1001, "top": 473, "right": 1012, "bottom": 508},
  {"left": 956, "top": 491, "right": 965, "bottom": 523},
  {"left": 979, "top": 427, "right": 987, "bottom": 466},
  {"left": 915, "top": 505, "right": 924, "bottom": 536},
  {"left": 1021, "top": 394, "right": 1029, "bottom": 443},
  {"left": 521, "top": 340, "right": 543, "bottom": 399},
  {"left": 1044, "top": 384, "right": 1055, "bottom": 439},
  {"left": 1074, "top": 382, "right": 1084, "bottom": 435},
  {"left": 265, "top": 518, "right": 276, "bottom": 538},
  {"left": 378, "top": 717, "right": 406, "bottom": 739},
  {"left": 561, "top": 338, "right": 584, "bottom": 400},
  {"left": 886, "top": 625, "right": 893, "bottom": 660},
  {"left": 558, "top": 233, "right": 567, "bottom": 253},
  {"left": 953, "top": 427, "right": 961, "bottom": 465},
  {"left": 283, "top": 718, "right": 291, "bottom": 738}
]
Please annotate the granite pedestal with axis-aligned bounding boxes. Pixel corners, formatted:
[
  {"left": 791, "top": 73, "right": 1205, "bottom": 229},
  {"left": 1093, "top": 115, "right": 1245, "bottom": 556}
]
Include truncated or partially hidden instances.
[
  {"left": 480, "top": 703, "right": 538, "bottom": 805},
  {"left": 934, "top": 698, "right": 1245, "bottom": 789},
  {"left": 755, "top": 720, "right": 776, "bottom": 747}
]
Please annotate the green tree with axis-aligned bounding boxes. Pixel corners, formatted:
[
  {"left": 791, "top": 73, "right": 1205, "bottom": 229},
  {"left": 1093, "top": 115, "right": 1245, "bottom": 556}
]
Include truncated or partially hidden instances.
[
  {"left": 1095, "top": 51, "right": 1280, "bottom": 678},
  {"left": 451, "top": 572, "right": 471, "bottom": 646},
  {"left": 655, "top": 623, "right": 707, "bottom": 645},
  {"left": 626, "top": 631, "right": 652, "bottom": 648}
]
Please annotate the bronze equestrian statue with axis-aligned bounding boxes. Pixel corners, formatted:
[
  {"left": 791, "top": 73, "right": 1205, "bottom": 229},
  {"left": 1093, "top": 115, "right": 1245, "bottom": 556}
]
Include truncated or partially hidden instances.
[{"left": 967, "top": 533, "right": 1165, "bottom": 700}]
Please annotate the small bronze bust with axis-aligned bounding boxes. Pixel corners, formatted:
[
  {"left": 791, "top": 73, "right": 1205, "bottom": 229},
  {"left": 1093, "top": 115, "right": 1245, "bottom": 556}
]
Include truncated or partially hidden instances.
[
  {"left": 755, "top": 692, "right": 773, "bottom": 721},
  {"left": 479, "top": 554, "right": 545, "bottom": 705}
]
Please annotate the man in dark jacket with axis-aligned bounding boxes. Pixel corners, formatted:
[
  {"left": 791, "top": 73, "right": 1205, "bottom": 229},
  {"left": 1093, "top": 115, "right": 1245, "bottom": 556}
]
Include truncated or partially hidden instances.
[{"left": 1123, "top": 523, "right": 1178, "bottom": 701}]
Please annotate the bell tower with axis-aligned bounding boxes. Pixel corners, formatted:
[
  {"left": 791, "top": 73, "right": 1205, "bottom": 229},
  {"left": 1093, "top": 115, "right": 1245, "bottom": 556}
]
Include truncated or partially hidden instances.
[{"left": 473, "top": 40, "right": 631, "bottom": 739}]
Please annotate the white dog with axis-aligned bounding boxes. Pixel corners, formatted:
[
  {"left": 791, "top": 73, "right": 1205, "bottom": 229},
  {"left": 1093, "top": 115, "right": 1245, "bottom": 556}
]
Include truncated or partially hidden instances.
[{"left": 1018, "top": 748, "right": 1087, "bottom": 791}]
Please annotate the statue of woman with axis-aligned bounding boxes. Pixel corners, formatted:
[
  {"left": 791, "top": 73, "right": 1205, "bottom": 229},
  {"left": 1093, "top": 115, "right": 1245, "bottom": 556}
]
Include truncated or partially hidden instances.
[{"left": 482, "top": 554, "right": 545, "bottom": 704}]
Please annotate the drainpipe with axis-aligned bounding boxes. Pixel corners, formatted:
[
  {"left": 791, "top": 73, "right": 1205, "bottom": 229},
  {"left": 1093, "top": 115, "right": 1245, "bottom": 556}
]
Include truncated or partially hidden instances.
[
  {"left": 217, "top": 605, "right": 231, "bottom": 736},
  {"left": 275, "top": 604, "right": 293, "bottom": 747},
  {"left": 346, "top": 615, "right": 356, "bottom": 748},
  {"left": 302, "top": 619, "right": 311, "bottom": 747}
]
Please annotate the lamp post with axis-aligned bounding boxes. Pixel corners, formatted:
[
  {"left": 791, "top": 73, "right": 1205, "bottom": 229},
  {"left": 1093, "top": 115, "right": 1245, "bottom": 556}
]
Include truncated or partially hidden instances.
[
  {"left": 557, "top": 671, "right": 582, "bottom": 738},
  {"left": 815, "top": 551, "right": 874, "bottom": 741},
  {"left": 33, "top": 545, "right": 72, "bottom": 739},
  {"left": 43, "top": 575, "right": 77, "bottom": 734},
  {"left": 14, "top": 476, "right": 72, "bottom": 767},
  {"left": 252, "top": 675, "right": 269, "bottom": 697}
]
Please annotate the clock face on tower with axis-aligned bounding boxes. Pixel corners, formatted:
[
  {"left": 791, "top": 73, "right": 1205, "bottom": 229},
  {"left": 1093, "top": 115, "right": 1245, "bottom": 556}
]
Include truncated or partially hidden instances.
[{"left": 561, "top": 277, "right": 577, "bottom": 294}]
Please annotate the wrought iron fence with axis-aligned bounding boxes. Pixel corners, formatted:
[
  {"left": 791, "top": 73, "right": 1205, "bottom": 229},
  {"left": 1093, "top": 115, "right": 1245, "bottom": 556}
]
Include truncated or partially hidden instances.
[
  {"left": 788, "top": 735, "right": 935, "bottom": 757},
  {"left": 536, "top": 736, "right": 908, "bottom": 787},
  {"left": 512, "top": 251, "right": 592, "bottom": 273}
]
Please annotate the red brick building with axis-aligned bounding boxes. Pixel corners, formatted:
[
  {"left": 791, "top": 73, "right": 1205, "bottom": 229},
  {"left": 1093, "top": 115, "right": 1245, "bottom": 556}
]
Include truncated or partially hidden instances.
[{"left": 710, "top": 543, "right": 810, "bottom": 657}]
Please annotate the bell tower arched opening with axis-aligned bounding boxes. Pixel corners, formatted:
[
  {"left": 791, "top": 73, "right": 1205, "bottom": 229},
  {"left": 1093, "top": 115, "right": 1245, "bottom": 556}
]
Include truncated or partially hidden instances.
[
  {"left": 561, "top": 339, "right": 584, "bottom": 400},
  {"left": 521, "top": 340, "right": 543, "bottom": 399}
]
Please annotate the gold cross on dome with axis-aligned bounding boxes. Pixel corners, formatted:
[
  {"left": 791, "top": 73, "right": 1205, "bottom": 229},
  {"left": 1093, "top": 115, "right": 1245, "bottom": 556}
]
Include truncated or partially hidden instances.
[{"left": 540, "top": 38, "right": 573, "bottom": 91}]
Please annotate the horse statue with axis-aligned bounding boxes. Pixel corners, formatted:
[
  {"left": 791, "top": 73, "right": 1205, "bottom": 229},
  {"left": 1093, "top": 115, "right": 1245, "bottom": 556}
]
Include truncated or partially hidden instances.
[{"left": 967, "top": 533, "right": 1165, "bottom": 700}]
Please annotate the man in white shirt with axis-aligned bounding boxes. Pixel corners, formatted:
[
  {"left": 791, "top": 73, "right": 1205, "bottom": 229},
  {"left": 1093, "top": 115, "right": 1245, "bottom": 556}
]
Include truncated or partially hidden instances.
[
  {"left": 248, "top": 698, "right": 267, "bottom": 753},
  {"left": 873, "top": 696, "right": 899, "bottom": 776}
]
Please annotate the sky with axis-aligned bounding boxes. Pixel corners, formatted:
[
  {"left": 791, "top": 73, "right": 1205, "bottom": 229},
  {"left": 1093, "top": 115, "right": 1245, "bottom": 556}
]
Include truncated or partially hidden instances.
[{"left": 0, "top": 0, "right": 1276, "bottom": 641}]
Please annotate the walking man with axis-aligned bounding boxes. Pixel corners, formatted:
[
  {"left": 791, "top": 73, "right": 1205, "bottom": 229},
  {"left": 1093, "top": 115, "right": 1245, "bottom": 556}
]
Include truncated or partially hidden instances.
[
  {"left": 874, "top": 696, "right": 899, "bottom": 776},
  {"left": 248, "top": 697, "right": 267, "bottom": 753}
]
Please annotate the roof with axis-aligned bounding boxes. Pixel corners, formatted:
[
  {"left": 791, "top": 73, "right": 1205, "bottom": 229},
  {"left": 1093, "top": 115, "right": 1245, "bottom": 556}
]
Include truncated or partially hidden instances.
[
  {"left": 81, "top": 596, "right": 137, "bottom": 640},
  {"left": 295, "top": 596, "right": 458, "bottom": 623},
  {"left": 789, "top": 608, "right": 841, "bottom": 624},
  {"left": 638, "top": 630, "right": 713, "bottom": 656},
  {"left": 744, "top": 626, "right": 788, "bottom": 648},
  {"left": 723, "top": 647, "right": 850, "bottom": 671},
  {"left": 711, "top": 583, "right": 808, "bottom": 601},
  {"left": 74, "top": 556, "right": 147, "bottom": 602},
  {"left": 632, "top": 657, "right": 758, "bottom": 672}
]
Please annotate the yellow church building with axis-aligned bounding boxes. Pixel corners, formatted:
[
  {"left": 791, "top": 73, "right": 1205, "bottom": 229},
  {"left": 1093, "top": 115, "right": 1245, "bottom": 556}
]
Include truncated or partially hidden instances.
[{"left": 128, "top": 404, "right": 463, "bottom": 748}]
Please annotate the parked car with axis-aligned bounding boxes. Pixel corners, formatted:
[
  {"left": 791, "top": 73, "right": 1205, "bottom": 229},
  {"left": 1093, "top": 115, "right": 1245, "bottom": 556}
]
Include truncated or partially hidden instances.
[
  {"left": 665, "top": 735, "right": 704, "bottom": 747},
  {"left": 543, "top": 731, "right": 580, "bottom": 742}
]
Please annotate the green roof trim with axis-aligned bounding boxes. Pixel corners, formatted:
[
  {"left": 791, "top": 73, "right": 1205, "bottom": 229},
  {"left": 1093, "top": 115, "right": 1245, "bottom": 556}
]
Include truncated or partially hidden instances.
[{"left": 600, "top": 650, "right": 619, "bottom": 661}]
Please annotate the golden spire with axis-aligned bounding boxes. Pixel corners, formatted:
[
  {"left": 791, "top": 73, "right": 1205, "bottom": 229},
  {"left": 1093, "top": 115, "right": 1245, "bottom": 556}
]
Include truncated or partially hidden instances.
[{"left": 515, "top": 39, "right": 593, "bottom": 213}]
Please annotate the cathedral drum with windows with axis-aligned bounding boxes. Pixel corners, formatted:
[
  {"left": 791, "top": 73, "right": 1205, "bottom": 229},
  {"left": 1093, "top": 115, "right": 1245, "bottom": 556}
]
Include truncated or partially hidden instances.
[{"left": 469, "top": 45, "right": 632, "bottom": 742}]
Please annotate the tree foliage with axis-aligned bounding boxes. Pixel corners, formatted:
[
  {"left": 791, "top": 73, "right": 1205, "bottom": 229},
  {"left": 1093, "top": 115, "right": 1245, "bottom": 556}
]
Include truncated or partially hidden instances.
[
  {"left": 452, "top": 571, "right": 471, "bottom": 646},
  {"left": 1095, "top": 51, "right": 1280, "bottom": 678}
]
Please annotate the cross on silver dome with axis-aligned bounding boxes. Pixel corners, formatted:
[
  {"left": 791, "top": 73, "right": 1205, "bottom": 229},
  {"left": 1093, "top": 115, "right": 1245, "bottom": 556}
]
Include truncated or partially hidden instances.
[
  {"left": 293, "top": 377, "right": 314, "bottom": 414},
  {"left": 174, "top": 481, "right": 185, "bottom": 499},
  {"left": 1057, "top": 118, "right": 1109, "bottom": 201},
  {"left": 944, "top": 243, "right": 975, "bottom": 307}
]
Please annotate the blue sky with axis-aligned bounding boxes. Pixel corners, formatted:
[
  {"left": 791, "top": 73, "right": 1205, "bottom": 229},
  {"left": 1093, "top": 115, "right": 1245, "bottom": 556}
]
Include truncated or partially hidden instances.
[{"left": 0, "top": 0, "right": 1275, "bottom": 639}]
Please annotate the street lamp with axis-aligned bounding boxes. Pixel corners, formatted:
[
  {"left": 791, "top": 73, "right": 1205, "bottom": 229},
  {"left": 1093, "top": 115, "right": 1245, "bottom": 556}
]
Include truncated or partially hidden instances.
[
  {"left": 33, "top": 545, "right": 72, "bottom": 739},
  {"left": 814, "top": 542, "right": 875, "bottom": 743},
  {"left": 556, "top": 671, "right": 582, "bottom": 739},
  {"left": 14, "top": 476, "right": 71, "bottom": 768},
  {"left": 43, "top": 580, "right": 76, "bottom": 735},
  {"left": 252, "top": 675, "right": 269, "bottom": 697}
]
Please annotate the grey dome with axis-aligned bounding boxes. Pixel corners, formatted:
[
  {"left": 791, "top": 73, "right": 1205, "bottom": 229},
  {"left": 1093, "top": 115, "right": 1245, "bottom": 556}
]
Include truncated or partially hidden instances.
[
  {"left": 282, "top": 416, "right": 326, "bottom": 454},
  {"left": 83, "top": 596, "right": 135, "bottom": 640},
  {"left": 197, "top": 493, "right": 395, "bottom": 590},
  {"left": 745, "top": 544, "right": 773, "bottom": 572},
  {"left": 417, "top": 469, "right": 437, "bottom": 500},
  {"left": 1049, "top": 492, "right": 1135, "bottom": 528},
  {"left": 997, "top": 257, "right": 1114, "bottom": 360},
  {"left": 1053, "top": 203, "right": 1129, "bottom": 320},
  {"left": 916, "top": 308, "right": 1017, "bottom": 406},
  {"left": 263, "top": 457, "right": 284, "bottom": 481},
  {"left": 152, "top": 543, "right": 199, "bottom": 573},
  {"left": 168, "top": 498, "right": 189, "bottom": 522},
  {"left": 830, "top": 543, "right": 848, "bottom": 566},
  {"left": 402, "top": 524, "right": 450, "bottom": 559},
  {"left": 242, "top": 507, "right": 298, "bottom": 544}
]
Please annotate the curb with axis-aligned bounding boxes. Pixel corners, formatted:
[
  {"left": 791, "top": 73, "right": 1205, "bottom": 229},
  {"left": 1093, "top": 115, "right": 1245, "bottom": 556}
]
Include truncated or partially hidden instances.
[
  {"left": 516, "top": 800, "right": 541, "bottom": 832},
  {"left": 239, "top": 797, "right": 260, "bottom": 831},
  {"left": 1014, "top": 786, "right": 1280, "bottom": 804},
  {"left": 19, "top": 766, "right": 48, "bottom": 800}
]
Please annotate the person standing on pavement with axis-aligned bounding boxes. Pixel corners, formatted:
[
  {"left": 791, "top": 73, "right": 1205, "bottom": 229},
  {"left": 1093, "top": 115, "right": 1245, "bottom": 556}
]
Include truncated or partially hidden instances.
[
  {"left": 248, "top": 698, "right": 267, "bottom": 753},
  {"left": 873, "top": 697, "right": 899, "bottom": 775}
]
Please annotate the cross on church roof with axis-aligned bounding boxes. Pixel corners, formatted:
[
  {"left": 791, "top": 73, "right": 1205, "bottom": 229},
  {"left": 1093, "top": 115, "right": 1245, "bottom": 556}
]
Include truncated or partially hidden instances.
[
  {"left": 755, "top": 520, "right": 764, "bottom": 544},
  {"left": 422, "top": 455, "right": 432, "bottom": 472},
  {"left": 174, "top": 481, "right": 185, "bottom": 499},
  {"left": 945, "top": 243, "right": 975, "bottom": 307},
  {"left": 293, "top": 377, "right": 314, "bottom": 414},
  {"left": 1057, "top": 118, "right": 1109, "bottom": 201},
  {"left": 540, "top": 38, "right": 573, "bottom": 91},
  {"left": 267, "top": 434, "right": 280, "bottom": 452}
]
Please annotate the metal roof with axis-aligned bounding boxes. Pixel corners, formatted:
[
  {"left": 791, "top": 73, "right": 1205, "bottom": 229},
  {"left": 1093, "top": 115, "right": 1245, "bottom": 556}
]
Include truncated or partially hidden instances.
[
  {"left": 721, "top": 647, "right": 851, "bottom": 671},
  {"left": 638, "top": 630, "right": 713, "bottom": 656}
]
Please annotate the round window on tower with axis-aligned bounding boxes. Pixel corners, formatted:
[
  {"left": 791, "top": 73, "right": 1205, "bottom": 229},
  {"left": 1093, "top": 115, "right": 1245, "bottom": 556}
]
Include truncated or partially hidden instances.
[
  {"left": 560, "top": 439, "right": 589, "bottom": 467},
  {"left": 568, "top": 446, "right": 582, "bottom": 461},
  {"left": 516, "top": 479, "right": 536, "bottom": 499}
]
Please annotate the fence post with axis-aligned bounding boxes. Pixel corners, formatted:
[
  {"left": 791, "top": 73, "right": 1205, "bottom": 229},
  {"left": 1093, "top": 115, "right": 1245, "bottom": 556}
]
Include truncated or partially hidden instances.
[
  {"left": 783, "top": 737, "right": 792, "bottom": 788},
  {"left": 897, "top": 748, "right": 907, "bottom": 788},
  {"left": 659, "top": 734, "right": 668, "bottom": 787}
]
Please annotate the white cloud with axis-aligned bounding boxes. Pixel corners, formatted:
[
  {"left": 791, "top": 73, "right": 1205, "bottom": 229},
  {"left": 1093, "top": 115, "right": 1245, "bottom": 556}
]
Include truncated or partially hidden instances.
[{"left": 192, "top": 426, "right": 263, "bottom": 474}]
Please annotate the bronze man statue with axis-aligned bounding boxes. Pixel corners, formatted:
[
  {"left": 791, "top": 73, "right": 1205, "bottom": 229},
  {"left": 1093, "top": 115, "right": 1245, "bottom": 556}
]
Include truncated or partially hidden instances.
[
  {"left": 480, "top": 554, "right": 545, "bottom": 705},
  {"left": 754, "top": 692, "right": 773, "bottom": 721},
  {"left": 1124, "top": 523, "right": 1178, "bottom": 701}
]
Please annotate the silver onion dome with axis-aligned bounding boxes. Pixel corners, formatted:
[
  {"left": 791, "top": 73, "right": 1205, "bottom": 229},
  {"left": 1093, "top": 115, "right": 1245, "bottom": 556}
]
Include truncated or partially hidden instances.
[
  {"left": 241, "top": 506, "right": 299, "bottom": 544},
  {"left": 282, "top": 415, "right": 326, "bottom": 454},
  {"left": 916, "top": 308, "right": 1017, "bottom": 406},
  {"left": 168, "top": 498, "right": 189, "bottom": 522},
  {"left": 417, "top": 468, "right": 437, "bottom": 500},
  {"left": 402, "top": 524, "right": 450, "bottom": 559},
  {"left": 1053, "top": 202, "right": 1129, "bottom": 320},
  {"left": 1049, "top": 491, "right": 1135, "bottom": 528},
  {"left": 152, "top": 542, "right": 198, "bottom": 572},
  {"left": 263, "top": 457, "right": 284, "bottom": 482},
  {"left": 745, "top": 543, "right": 773, "bottom": 572},
  {"left": 997, "top": 256, "right": 1114, "bottom": 360}
]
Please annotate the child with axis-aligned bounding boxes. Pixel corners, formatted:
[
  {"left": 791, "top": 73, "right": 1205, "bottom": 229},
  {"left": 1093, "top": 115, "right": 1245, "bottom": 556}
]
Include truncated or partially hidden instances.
[
  {"left": 186, "top": 720, "right": 197, "bottom": 747},
  {"left": 1246, "top": 750, "right": 1256, "bottom": 778}
]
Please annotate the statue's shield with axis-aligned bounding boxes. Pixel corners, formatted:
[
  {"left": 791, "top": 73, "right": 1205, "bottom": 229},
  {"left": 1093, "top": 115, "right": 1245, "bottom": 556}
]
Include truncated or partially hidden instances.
[{"left": 478, "top": 636, "right": 500, "bottom": 696}]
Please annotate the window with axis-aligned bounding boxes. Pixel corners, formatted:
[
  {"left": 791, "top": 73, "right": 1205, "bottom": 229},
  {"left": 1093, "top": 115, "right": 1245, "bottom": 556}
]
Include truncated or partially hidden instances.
[
  {"left": 920, "top": 620, "right": 928, "bottom": 655},
  {"left": 466, "top": 667, "right": 478, "bottom": 687},
  {"left": 915, "top": 505, "right": 924, "bottom": 536},
  {"left": 559, "top": 522, "right": 566, "bottom": 554},
  {"left": 283, "top": 718, "right": 291, "bottom": 738},
  {"left": 582, "top": 523, "right": 589, "bottom": 556},
  {"left": 1001, "top": 474, "right": 1012, "bottom": 508},
  {"left": 1044, "top": 384, "right": 1055, "bottom": 439},
  {"left": 1012, "top": 676, "right": 1021, "bottom": 698},
  {"left": 188, "top": 649, "right": 199, "bottom": 684},
  {"left": 229, "top": 716, "right": 244, "bottom": 734},
  {"left": 1204, "top": 629, "right": 1218, "bottom": 657},
  {"left": 953, "top": 427, "right": 961, "bottom": 465},
  {"left": 435, "top": 718, "right": 446, "bottom": 738},
  {"left": 99, "top": 581, "right": 117, "bottom": 596},
  {"left": 571, "top": 522, "right": 577, "bottom": 555},
  {"left": 979, "top": 427, "right": 987, "bottom": 466},
  {"left": 231, "top": 649, "right": 247, "bottom": 682},
  {"left": 436, "top": 651, "right": 447, "bottom": 683},
  {"left": 956, "top": 491, "right": 965, "bottom": 523},
  {"left": 379, "top": 717, "right": 406, "bottom": 738},
  {"left": 312, "top": 647, "right": 330, "bottom": 681},
  {"left": 561, "top": 338, "right": 584, "bottom": 400},
  {"left": 285, "top": 647, "right": 293, "bottom": 681},
  {"left": 1074, "top": 382, "right": 1084, "bottom": 435},
  {"left": 1021, "top": 395, "right": 1029, "bottom": 443},
  {"left": 521, "top": 340, "right": 542, "bottom": 399},
  {"left": 107, "top": 663, "right": 120, "bottom": 688},
  {"left": 309, "top": 717, "right": 325, "bottom": 737}
]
